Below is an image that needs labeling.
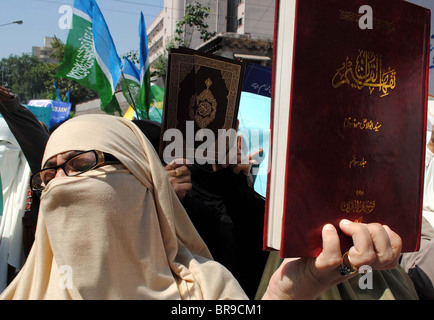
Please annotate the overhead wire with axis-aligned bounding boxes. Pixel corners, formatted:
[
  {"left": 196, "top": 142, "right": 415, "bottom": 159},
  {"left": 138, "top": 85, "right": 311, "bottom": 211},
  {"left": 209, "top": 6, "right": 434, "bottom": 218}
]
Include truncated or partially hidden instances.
[{"left": 32, "top": 0, "right": 274, "bottom": 24}]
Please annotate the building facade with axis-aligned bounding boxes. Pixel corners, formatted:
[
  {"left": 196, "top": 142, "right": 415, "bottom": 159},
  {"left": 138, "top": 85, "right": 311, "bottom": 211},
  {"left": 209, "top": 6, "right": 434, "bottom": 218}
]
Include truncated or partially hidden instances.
[
  {"left": 147, "top": 0, "right": 275, "bottom": 66},
  {"left": 32, "top": 37, "right": 58, "bottom": 64}
]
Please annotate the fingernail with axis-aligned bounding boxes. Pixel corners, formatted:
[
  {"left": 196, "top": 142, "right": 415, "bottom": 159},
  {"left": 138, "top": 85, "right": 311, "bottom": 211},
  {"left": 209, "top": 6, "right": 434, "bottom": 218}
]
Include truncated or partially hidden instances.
[
  {"left": 323, "top": 224, "right": 335, "bottom": 231},
  {"left": 383, "top": 225, "right": 391, "bottom": 232},
  {"left": 340, "top": 219, "right": 352, "bottom": 225}
]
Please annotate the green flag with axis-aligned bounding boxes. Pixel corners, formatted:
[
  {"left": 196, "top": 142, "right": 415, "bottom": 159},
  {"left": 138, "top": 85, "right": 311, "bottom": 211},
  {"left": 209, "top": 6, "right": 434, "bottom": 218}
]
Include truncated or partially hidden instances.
[
  {"left": 121, "top": 77, "right": 140, "bottom": 111},
  {"left": 121, "top": 56, "right": 140, "bottom": 114},
  {"left": 138, "top": 12, "right": 151, "bottom": 120},
  {"left": 57, "top": 0, "right": 122, "bottom": 115},
  {"left": 148, "top": 83, "right": 164, "bottom": 123}
]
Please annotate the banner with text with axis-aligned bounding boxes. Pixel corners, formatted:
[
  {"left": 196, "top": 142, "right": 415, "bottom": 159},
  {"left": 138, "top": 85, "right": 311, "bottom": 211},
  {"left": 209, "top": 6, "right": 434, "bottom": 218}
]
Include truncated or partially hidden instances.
[{"left": 27, "top": 100, "right": 72, "bottom": 129}]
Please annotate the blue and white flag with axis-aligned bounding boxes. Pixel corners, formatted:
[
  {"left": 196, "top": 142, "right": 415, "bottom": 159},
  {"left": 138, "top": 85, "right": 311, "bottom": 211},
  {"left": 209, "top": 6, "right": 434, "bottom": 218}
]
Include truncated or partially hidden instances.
[
  {"left": 121, "top": 56, "right": 140, "bottom": 110},
  {"left": 123, "top": 56, "right": 140, "bottom": 84}
]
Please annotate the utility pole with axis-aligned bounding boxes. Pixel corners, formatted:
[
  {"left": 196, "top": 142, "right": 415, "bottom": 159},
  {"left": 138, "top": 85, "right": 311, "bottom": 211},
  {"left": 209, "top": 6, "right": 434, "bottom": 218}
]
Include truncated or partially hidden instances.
[{"left": 0, "top": 20, "right": 23, "bottom": 27}]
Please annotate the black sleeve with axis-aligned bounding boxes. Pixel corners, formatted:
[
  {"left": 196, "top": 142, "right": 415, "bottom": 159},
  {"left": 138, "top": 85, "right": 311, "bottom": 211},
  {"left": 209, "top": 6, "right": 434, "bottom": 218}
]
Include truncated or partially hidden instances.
[{"left": 0, "top": 95, "right": 49, "bottom": 173}]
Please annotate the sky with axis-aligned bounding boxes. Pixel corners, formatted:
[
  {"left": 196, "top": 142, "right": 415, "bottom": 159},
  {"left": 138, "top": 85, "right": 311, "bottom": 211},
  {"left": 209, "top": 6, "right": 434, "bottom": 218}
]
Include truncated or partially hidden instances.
[
  {"left": 0, "top": 0, "right": 164, "bottom": 60},
  {"left": 0, "top": 0, "right": 433, "bottom": 85}
]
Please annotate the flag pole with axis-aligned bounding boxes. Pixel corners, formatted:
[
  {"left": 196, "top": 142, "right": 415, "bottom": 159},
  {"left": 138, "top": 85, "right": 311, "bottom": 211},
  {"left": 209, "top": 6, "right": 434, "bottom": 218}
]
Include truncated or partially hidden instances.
[{"left": 121, "top": 71, "right": 138, "bottom": 118}]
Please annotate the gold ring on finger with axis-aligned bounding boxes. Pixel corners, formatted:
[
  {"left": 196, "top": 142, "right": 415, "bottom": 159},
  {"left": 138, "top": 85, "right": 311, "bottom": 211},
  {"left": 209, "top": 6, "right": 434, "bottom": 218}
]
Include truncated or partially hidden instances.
[
  {"left": 175, "top": 168, "right": 184, "bottom": 177},
  {"left": 338, "top": 252, "right": 358, "bottom": 276}
]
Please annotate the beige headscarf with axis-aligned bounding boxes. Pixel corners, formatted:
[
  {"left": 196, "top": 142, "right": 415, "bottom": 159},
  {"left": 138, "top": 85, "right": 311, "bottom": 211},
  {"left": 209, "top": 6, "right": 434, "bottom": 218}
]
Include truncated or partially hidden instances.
[{"left": 0, "top": 114, "right": 247, "bottom": 300}]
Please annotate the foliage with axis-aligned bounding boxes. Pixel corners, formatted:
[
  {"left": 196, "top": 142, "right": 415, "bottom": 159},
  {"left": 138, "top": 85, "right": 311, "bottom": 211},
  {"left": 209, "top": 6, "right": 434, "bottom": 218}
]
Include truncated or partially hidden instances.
[
  {"left": 152, "top": 2, "right": 216, "bottom": 78},
  {"left": 0, "top": 53, "right": 48, "bottom": 102},
  {"left": 151, "top": 37, "right": 177, "bottom": 79},
  {"left": 0, "top": 36, "right": 98, "bottom": 105},
  {"left": 122, "top": 49, "right": 140, "bottom": 65},
  {"left": 1, "top": 2, "right": 217, "bottom": 102},
  {"left": 175, "top": 2, "right": 216, "bottom": 47}
]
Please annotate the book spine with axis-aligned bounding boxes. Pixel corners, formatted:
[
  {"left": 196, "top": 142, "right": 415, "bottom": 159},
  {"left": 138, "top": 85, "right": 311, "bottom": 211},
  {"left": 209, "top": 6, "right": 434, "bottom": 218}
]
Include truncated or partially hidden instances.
[
  {"left": 263, "top": 0, "right": 282, "bottom": 251},
  {"left": 416, "top": 9, "right": 432, "bottom": 252},
  {"left": 279, "top": 0, "right": 301, "bottom": 258}
]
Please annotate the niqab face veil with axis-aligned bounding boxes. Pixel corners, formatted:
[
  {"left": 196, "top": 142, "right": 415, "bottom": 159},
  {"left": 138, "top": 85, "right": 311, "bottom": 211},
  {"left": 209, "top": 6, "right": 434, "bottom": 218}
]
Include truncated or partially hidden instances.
[{"left": 0, "top": 114, "right": 247, "bottom": 300}]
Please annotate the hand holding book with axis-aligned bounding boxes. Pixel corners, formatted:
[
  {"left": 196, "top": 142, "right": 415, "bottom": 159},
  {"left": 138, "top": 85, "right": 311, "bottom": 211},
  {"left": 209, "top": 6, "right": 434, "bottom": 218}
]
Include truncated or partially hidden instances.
[
  {"left": 262, "top": 220, "right": 401, "bottom": 300},
  {"left": 212, "top": 133, "right": 262, "bottom": 178},
  {"left": 164, "top": 158, "right": 193, "bottom": 201}
]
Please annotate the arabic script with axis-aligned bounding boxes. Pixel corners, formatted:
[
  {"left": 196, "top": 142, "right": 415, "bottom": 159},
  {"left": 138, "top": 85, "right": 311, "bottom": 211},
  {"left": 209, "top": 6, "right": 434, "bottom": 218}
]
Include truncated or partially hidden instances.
[
  {"left": 349, "top": 155, "right": 367, "bottom": 168},
  {"left": 341, "top": 200, "right": 376, "bottom": 215},
  {"left": 67, "top": 26, "right": 95, "bottom": 80},
  {"left": 332, "top": 50, "right": 396, "bottom": 97},
  {"left": 343, "top": 116, "right": 382, "bottom": 132}
]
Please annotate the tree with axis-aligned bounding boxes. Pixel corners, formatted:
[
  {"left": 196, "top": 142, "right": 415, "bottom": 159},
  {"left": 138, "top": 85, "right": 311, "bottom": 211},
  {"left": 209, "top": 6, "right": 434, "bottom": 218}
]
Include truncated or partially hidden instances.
[
  {"left": 152, "top": 2, "right": 216, "bottom": 78},
  {"left": 0, "top": 36, "right": 99, "bottom": 105},
  {"left": 122, "top": 49, "right": 140, "bottom": 65},
  {"left": 175, "top": 2, "right": 216, "bottom": 47},
  {"left": 152, "top": 36, "right": 177, "bottom": 79},
  {"left": 0, "top": 53, "right": 50, "bottom": 102}
]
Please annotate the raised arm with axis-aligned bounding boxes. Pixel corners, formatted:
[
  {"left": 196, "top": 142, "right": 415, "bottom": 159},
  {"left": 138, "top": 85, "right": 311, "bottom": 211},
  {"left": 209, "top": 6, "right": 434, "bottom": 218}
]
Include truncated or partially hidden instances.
[{"left": 0, "top": 86, "right": 49, "bottom": 173}]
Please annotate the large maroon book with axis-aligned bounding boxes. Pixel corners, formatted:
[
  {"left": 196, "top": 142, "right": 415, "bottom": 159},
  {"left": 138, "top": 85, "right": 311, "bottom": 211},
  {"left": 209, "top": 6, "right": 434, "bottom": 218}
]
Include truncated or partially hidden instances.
[{"left": 264, "top": 0, "right": 431, "bottom": 257}]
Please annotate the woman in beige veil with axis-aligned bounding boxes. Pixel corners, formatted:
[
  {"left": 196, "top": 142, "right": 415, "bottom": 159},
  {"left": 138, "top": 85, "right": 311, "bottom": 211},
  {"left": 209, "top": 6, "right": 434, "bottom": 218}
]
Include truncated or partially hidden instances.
[{"left": 0, "top": 114, "right": 403, "bottom": 300}]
